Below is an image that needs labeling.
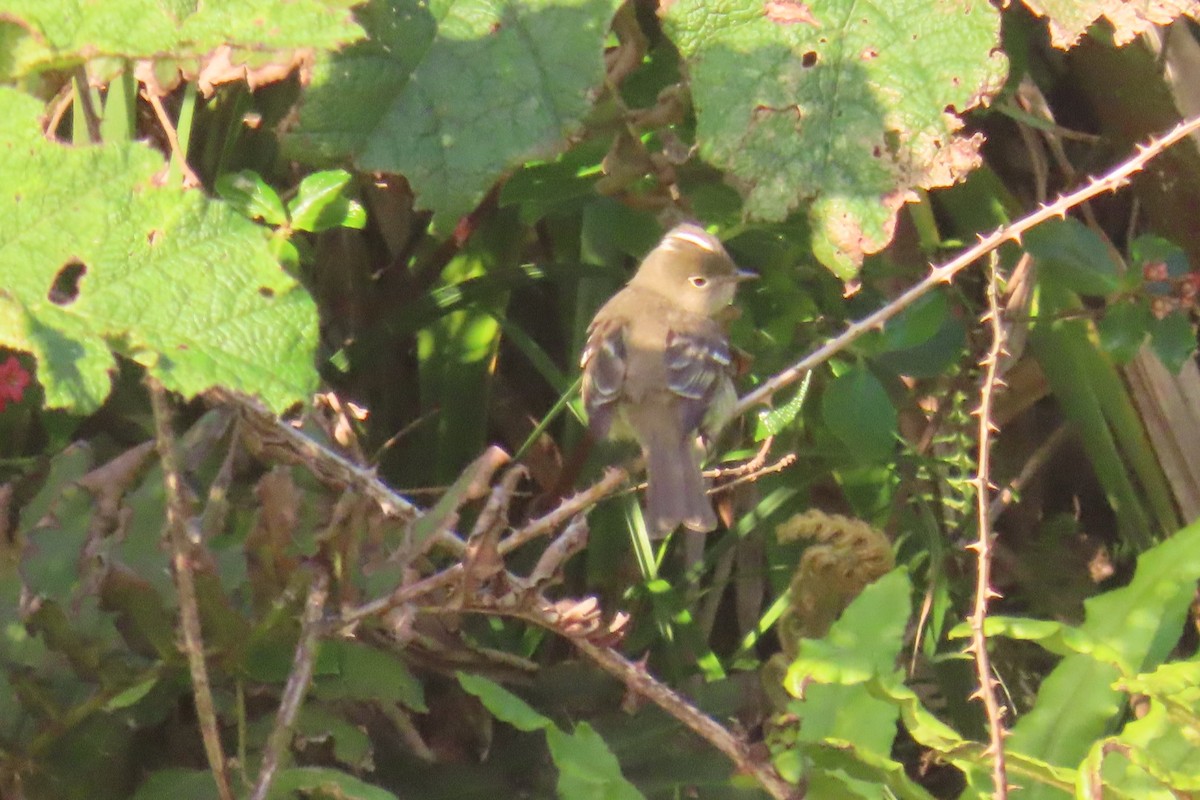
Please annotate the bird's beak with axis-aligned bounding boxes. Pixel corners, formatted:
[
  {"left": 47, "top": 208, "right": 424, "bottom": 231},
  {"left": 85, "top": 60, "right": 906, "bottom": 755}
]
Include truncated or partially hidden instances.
[{"left": 734, "top": 268, "right": 758, "bottom": 282}]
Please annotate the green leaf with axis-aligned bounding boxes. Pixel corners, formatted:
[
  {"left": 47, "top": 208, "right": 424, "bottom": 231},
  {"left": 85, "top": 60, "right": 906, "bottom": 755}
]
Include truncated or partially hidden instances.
[
  {"left": 457, "top": 671, "right": 552, "bottom": 733},
  {"left": 315, "top": 640, "right": 426, "bottom": 712},
  {"left": 1006, "top": 517, "right": 1200, "bottom": 799},
  {"left": 947, "top": 616, "right": 1127, "bottom": 672},
  {"left": 820, "top": 365, "right": 897, "bottom": 462},
  {"left": 1148, "top": 311, "right": 1196, "bottom": 374},
  {"left": 268, "top": 767, "right": 398, "bottom": 800},
  {"left": 103, "top": 673, "right": 160, "bottom": 711},
  {"left": 1025, "top": 218, "right": 1122, "bottom": 296},
  {"left": 1130, "top": 235, "right": 1190, "bottom": 280},
  {"left": 784, "top": 569, "right": 912, "bottom": 693},
  {"left": 214, "top": 170, "right": 288, "bottom": 226},
  {"left": 800, "top": 739, "right": 937, "bottom": 800},
  {"left": 0, "top": 88, "right": 319, "bottom": 414},
  {"left": 1098, "top": 300, "right": 1151, "bottom": 364},
  {"left": 0, "top": 0, "right": 363, "bottom": 78},
  {"left": 546, "top": 722, "right": 645, "bottom": 800},
  {"left": 663, "top": 0, "right": 1006, "bottom": 277},
  {"left": 287, "top": 170, "right": 367, "bottom": 233},
  {"left": 131, "top": 769, "right": 219, "bottom": 800},
  {"left": 287, "top": 0, "right": 619, "bottom": 231},
  {"left": 754, "top": 373, "right": 810, "bottom": 440},
  {"left": 879, "top": 292, "right": 948, "bottom": 352}
]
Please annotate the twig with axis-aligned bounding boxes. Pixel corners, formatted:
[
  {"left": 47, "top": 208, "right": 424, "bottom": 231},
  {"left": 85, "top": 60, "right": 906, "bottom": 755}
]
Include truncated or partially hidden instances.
[
  {"left": 987, "top": 424, "right": 1070, "bottom": 523},
  {"left": 712, "top": 453, "right": 797, "bottom": 494},
  {"left": 43, "top": 81, "right": 75, "bottom": 139},
  {"left": 564, "top": 632, "right": 799, "bottom": 800},
  {"left": 250, "top": 567, "right": 330, "bottom": 800},
  {"left": 230, "top": 394, "right": 423, "bottom": 522},
  {"left": 142, "top": 84, "right": 203, "bottom": 188},
  {"left": 733, "top": 112, "right": 1200, "bottom": 417},
  {"left": 72, "top": 67, "right": 102, "bottom": 143},
  {"left": 499, "top": 468, "right": 629, "bottom": 556},
  {"left": 148, "top": 381, "right": 235, "bottom": 800},
  {"left": 968, "top": 254, "right": 1010, "bottom": 798}
]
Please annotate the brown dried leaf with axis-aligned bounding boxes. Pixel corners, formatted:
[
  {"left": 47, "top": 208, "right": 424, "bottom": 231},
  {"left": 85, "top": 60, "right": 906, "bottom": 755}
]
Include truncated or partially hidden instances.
[{"left": 1023, "top": 0, "right": 1200, "bottom": 48}]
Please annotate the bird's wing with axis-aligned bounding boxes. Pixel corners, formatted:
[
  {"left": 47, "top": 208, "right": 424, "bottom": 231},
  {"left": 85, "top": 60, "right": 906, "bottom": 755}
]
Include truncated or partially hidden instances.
[
  {"left": 580, "top": 316, "right": 627, "bottom": 439},
  {"left": 665, "top": 325, "right": 731, "bottom": 433}
]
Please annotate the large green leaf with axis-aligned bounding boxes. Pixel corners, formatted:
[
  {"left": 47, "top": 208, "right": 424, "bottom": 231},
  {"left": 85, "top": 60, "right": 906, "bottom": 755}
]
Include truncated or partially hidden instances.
[
  {"left": 1004, "top": 518, "right": 1200, "bottom": 799},
  {"left": 0, "top": 0, "right": 362, "bottom": 77},
  {"left": 286, "top": 0, "right": 619, "bottom": 231},
  {"left": 0, "top": 88, "right": 319, "bottom": 413},
  {"left": 663, "top": 0, "right": 1007, "bottom": 277}
]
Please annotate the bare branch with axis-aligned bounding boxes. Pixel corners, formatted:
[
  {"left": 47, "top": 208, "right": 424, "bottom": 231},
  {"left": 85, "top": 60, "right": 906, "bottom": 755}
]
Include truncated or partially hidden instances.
[
  {"left": 148, "top": 380, "right": 234, "bottom": 800},
  {"left": 250, "top": 567, "right": 330, "bottom": 800}
]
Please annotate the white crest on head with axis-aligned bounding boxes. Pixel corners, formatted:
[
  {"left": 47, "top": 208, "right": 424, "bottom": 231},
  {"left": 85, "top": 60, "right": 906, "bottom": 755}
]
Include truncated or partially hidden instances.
[{"left": 664, "top": 225, "right": 720, "bottom": 254}]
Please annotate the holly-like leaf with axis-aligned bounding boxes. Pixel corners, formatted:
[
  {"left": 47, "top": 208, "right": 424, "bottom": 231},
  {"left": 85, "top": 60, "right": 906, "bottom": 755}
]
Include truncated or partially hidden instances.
[
  {"left": 1149, "top": 311, "right": 1197, "bottom": 374},
  {"left": 1099, "top": 300, "right": 1152, "bottom": 364},
  {"left": 0, "top": 88, "right": 318, "bottom": 413},
  {"left": 663, "top": 0, "right": 1007, "bottom": 278},
  {"left": 286, "top": 0, "right": 619, "bottom": 232}
]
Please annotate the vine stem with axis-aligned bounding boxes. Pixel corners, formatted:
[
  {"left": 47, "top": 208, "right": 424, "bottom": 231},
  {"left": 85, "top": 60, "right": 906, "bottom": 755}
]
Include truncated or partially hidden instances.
[
  {"left": 969, "top": 254, "right": 1010, "bottom": 798},
  {"left": 733, "top": 112, "right": 1200, "bottom": 416},
  {"left": 148, "top": 381, "right": 234, "bottom": 800}
]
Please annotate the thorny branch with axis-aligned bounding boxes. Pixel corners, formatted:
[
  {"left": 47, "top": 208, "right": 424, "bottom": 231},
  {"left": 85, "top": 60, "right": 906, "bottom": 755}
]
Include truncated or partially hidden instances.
[
  {"left": 733, "top": 112, "right": 1200, "bottom": 417},
  {"left": 969, "top": 254, "right": 1011, "bottom": 798},
  {"left": 149, "top": 381, "right": 235, "bottom": 800}
]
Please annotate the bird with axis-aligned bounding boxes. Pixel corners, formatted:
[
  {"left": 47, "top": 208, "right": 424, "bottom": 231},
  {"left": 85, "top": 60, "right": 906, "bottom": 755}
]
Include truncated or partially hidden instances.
[{"left": 580, "top": 223, "right": 754, "bottom": 536}]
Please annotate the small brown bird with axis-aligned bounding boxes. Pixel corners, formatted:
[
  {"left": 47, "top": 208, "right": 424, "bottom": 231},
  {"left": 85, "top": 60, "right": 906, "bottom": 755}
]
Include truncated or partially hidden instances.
[{"left": 581, "top": 223, "right": 753, "bottom": 535}]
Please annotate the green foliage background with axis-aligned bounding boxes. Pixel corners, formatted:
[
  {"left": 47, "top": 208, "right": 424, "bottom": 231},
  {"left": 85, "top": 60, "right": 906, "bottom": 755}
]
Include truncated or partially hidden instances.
[{"left": 1, "top": 0, "right": 1200, "bottom": 799}]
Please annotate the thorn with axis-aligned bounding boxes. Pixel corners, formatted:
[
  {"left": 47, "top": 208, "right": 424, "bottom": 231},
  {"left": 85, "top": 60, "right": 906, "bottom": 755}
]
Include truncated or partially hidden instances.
[{"left": 987, "top": 588, "right": 1004, "bottom": 600}]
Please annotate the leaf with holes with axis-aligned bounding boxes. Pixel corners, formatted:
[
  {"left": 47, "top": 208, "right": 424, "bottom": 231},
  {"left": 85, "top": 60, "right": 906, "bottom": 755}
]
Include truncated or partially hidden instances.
[
  {"left": 662, "top": 0, "right": 1007, "bottom": 278},
  {"left": 285, "top": 0, "right": 619, "bottom": 232},
  {"left": 0, "top": 88, "right": 318, "bottom": 413}
]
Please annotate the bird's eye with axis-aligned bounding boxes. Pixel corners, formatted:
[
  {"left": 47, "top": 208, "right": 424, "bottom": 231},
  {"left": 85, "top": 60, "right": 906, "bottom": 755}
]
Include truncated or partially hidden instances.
[{"left": 689, "top": 276, "right": 709, "bottom": 288}]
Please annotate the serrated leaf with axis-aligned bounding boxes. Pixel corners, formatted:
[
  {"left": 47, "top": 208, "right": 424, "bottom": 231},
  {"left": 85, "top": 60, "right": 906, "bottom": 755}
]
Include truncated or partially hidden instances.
[
  {"left": 1149, "top": 311, "right": 1196, "bottom": 374},
  {"left": 457, "top": 671, "right": 552, "bottom": 733},
  {"left": 215, "top": 170, "right": 287, "bottom": 226},
  {"left": 663, "top": 0, "right": 1006, "bottom": 277},
  {"left": 754, "top": 373, "right": 810, "bottom": 441},
  {"left": 287, "top": 169, "right": 365, "bottom": 233},
  {"left": 286, "top": 0, "right": 619, "bottom": 231},
  {"left": 820, "top": 365, "right": 897, "bottom": 461},
  {"left": 1025, "top": 217, "right": 1122, "bottom": 296},
  {"left": 0, "top": 88, "right": 319, "bottom": 414},
  {"left": 0, "top": 0, "right": 362, "bottom": 78}
]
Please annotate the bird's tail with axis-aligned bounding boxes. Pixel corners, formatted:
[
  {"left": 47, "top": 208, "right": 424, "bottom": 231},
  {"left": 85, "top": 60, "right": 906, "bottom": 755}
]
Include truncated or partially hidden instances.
[{"left": 643, "top": 429, "right": 717, "bottom": 537}]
